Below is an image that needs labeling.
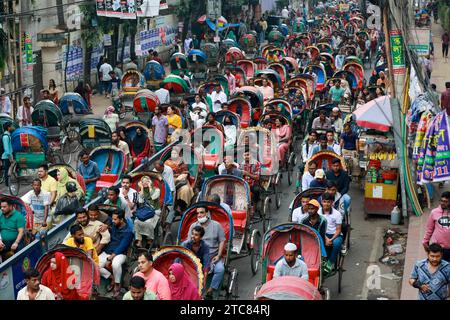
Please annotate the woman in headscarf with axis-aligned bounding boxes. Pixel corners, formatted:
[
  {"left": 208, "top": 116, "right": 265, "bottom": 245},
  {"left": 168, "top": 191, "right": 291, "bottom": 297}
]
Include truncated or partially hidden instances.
[
  {"left": 55, "top": 167, "right": 84, "bottom": 202},
  {"left": 41, "top": 252, "right": 83, "bottom": 300},
  {"left": 131, "top": 127, "right": 151, "bottom": 168},
  {"left": 164, "top": 148, "right": 194, "bottom": 213},
  {"left": 273, "top": 117, "right": 292, "bottom": 165},
  {"left": 117, "top": 126, "right": 132, "bottom": 146},
  {"left": 103, "top": 105, "right": 119, "bottom": 132},
  {"left": 168, "top": 263, "right": 201, "bottom": 300},
  {"left": 134, "top": 175, "right": 161, "bottom": 248}
]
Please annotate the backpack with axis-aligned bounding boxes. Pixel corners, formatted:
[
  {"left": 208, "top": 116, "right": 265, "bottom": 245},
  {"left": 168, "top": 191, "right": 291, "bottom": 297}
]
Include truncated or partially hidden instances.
[{"left": 0, "top": 133, "right": 11, "bottom": 157}]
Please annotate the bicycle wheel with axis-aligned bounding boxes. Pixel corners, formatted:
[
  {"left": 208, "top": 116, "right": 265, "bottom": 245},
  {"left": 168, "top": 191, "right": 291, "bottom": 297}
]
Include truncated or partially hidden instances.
[{"left": 8, "top": 163, "right": 20, "bottom": 196}]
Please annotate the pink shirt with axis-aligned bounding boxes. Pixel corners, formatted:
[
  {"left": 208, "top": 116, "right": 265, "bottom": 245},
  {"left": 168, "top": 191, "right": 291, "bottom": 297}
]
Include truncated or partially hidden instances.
[
  {"left": 134, "top": 269, "right": 172, "bottom": 300},
  {"left": 422, "top": 206, "right": 450, "bottom": 249},
  {"left": 225, "top": 74, "right": 236, "bottom": 95}
]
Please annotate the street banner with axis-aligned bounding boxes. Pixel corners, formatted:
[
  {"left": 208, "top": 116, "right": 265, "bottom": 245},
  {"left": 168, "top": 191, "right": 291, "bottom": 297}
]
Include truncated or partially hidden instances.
[
  {"left": 91, "top": 44, "right": 104, "bottom": 71},
  {"left": 105, "top": 0, "right": 123, "bottom": 17},
  {"left": 137, "top": 0, "right": 160, "bottom": 17},
  {"left": 64, "top": 46, "right": 83, "bottom": 80},
  {"left": 97, "top": 0, "right": 107, "bottom": 16},
  {"left": 389, "top": 30, "right": 406, "bottom": 75},
  {"left": 408, "top": 28, "right": 431, "bottom": 56},
  {"left": 136, "top": 0, "right": 144, "bottom": 16},
  {"left": 121, "top": 0, "right": 137, "bottom": 19}
]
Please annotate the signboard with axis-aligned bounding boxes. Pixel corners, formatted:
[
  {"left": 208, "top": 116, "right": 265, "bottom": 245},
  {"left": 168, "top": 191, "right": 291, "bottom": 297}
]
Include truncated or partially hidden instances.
[
  {"left": 160, "top": 0, "right": 168, "bottom": 10},
  {"left": 91, "top": 44, "right": 104, "bottom": 71},
  {"left": 207, "top": 0, "right": 221, "bottom": 19},
  {"left": 64, "top": 45, "right": 84, "bottom": 80},
  {"left": 96, "top": 0, "right": 107, "bottom": 16},
  {"left": 408, "top": 28, "right": 431, "bottom": 56},
  {"left": 105, "top": 0, "right": 122, "bottom": 17},
  {"left": 136, "top": 0, "right": 160, "bottom": 17},
  {"left": 120, "top": 0, "right": 137, "bottom": 19},
  {"left": 339, "top": 4, "right": 350, "bottom": 12},
  {"left": 390, "top": 30, "right": 406, "bottom": 75}
]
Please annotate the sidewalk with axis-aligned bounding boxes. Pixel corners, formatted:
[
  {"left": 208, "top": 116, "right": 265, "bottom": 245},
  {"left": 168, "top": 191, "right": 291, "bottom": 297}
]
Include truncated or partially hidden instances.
[{"left": 399, "top": 21, "right": 450, "bottom": 300}]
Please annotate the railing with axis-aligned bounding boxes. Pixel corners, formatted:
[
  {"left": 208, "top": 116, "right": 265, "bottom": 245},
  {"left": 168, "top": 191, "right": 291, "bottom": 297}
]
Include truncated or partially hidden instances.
[{"left": 0, "top": 137, "right": 182, "bottom": 300}]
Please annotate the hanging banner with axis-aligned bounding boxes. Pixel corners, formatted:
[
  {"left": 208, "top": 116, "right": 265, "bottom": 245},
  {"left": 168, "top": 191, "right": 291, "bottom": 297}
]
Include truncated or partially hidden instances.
[
  {"left": 64, "top": 45, "right": 84, "bottom": 81},
  {"left": 105, "top": 0, "right": 123, "bottom": 17},
  {"left": 121, "top": 0, "right": 136, "bottom": 19},
  {"left": 96, "top": 0, "right": 107, "bottom": 16},
  {"left": 136, "top": 0, "right": 144, "bottom": 16},
  {"left": 389, "top": 30, "right": 406, "bottom": 75},
  {"left": 408, "top": 28, "right": 431, "bottom": 56},
  {"left": 91, "top": 44, "right": 104, "bottom": 71},
  {"left": 137, "top": 0, "right": 160, "bottom": 17},
  {"left": 159, "top": 0, "right": 168, "bottom": 10}
]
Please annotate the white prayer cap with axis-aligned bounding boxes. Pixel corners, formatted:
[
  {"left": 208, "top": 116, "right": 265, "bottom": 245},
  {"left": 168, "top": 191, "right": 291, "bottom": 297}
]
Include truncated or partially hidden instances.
[{"left": 284, "top": 242, "right": 297, "bottom": 252}]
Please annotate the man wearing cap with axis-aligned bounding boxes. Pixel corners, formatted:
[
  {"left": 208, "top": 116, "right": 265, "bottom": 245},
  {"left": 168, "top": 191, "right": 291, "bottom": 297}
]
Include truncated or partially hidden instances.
[
  {"left": 300, "top": 200, "right": 327, "bottom": 242},
  {"left": 0, "top": 88, "right": 11, "bottom": 115},
  {"left": 330, "top": 107, "right": 343, "bottom": 137},
  {"left": 273, "top": 242, "right": 309, "bottom": 280},
  {"left": 309, "top": 169, "right": 327, "bottom": 189}
]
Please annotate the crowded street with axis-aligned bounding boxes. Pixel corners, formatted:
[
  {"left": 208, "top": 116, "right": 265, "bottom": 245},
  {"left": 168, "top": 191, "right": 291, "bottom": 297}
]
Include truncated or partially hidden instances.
[{"left": 0, "top": 0, "right": 449, "bottom": 303}]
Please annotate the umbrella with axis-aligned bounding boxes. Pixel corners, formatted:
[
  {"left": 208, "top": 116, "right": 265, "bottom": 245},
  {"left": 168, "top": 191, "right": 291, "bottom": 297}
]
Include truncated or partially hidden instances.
[{"left": 352, "top": 96, "right": 392, "bottom": 132}]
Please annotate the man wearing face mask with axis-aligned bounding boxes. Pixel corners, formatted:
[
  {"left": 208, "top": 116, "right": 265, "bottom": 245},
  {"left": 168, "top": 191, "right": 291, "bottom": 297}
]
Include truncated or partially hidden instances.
[
  {"left": 64, "top": 224, "right": 99, "bottom": 264},
  {"left": 188, "top": 206, "right": 226, "bottom": 299}
]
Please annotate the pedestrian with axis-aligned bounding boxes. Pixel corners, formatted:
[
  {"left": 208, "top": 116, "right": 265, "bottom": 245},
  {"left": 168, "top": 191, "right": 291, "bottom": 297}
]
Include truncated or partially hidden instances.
[
  {"left": 16, "top": 96, "right": 34, "bottom": 127},
  {"left": 442, "top": 31, "right": 449, "bottom": 62},
  {"left": 441, "top": 82, "right": 450, "bottom": 110},
  {"left": 409, "top": 243, "right": 450, "bottom": 300},
  {"left": 114, "top": 61, "right": 124, "bottom": 80},
  {"left": 184, "top": 33, "right": 193, "bottom": 55},
  {"left": 1, "top": 122, "right": 14, "bottom": 187},
  {"left": 151, "top": 106, "right": 169, "bottom": 152},
  {"left": 103, "top": 106, "right": 119, "bottom": 132},
  {"left": 99, "top": 57, "right": 113, "bottom": 97},
  {"left": 155, "top": 82, "right": 170, "bottom": 104},
  {"left": 0, "top": 88, "right": 11, "bottom": 115},
  {"left": 77, "top": 150, "right": 101, "bottom": 202},
  {"left": 151, "top": 51, "right": 163, "bottom": 65},
  {"left": 430, "top": 83, "right": 440, "bottom": 107},
  {"left": 17, "top": 269, "right": 55, "bottom": 300},
  {"left": 48, "top": 79, "right": 59, "bottom": 105},
  {"left": 423, "top": 191, "right": 450, "bottom": 262},
  {"left": 21, "top": 179, "right": 50, "bottom": 236}
]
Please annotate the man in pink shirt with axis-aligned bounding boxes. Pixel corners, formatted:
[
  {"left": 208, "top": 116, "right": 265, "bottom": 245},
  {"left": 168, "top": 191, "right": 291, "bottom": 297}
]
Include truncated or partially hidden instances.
[
  {"left": 133, "top": 251, "right": 172, "bottom": 300},
  {"left": 423, "top": 192, "right": 450, "bottom": 262},
  {"left": 224, "top": 68, "right": 236, "bottom": 95}
]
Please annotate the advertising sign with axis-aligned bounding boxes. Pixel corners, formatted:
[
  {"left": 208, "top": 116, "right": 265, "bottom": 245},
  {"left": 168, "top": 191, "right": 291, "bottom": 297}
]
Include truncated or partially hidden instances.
[
  {"left": 408, "top": 28, "right": 431, "bottom": 56},
  {"left": 390, "top": 30, "right": 406, "bottom": 75}
]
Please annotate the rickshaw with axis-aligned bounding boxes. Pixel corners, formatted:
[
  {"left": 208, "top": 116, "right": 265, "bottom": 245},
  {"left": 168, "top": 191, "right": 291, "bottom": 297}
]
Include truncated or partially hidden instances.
[
  {"left": 59, "top": 92, "right": 90, "bottom": 121},
  {"left": 259, "top": 223, "right": 330, "bottom": 298},
  {"left": 254, "top": 276, "right": 322, "bottom": 300},
  {"left": 235, "top": 86, "right": 264, "bottom": 126},
  {"left": 236, "top": 60, "right": 256, "bottom": 80},
  {"left": 237, "top": 127, "right": 279, "bottom": 231},
  {"left": 239, "top": 34, "right": 258, "bottom": 59},
  {"left": 201, "top": 42, "right": 220, "bottom": 72},
  {"left": 281, "top": 57, "right": 299, "bottom": 75},
  {"left": 191, "top": 126, "right": 224, "bottom": 178},
  {"left": 124, "top": 121, "right": 152, "bottom": 151},
  {"left": 305, "top": 150, "right": 347, "bottom": 172},
  {"left": 162, "top": 75, "right": 191, "bottom": 103},
  {"left": 132, "top": 89, "right": 160, "bottom": 124},
  {"left": 90, "top": 146, "right": 127, "bottom": 193},
  {"left": 32, "top": 99, "right": 80, "bottom": 164},
  {"left": 305, "top": 46, "right": 320, "bottom": 60},
  {"left": 143, "top": 60, "right": 166, "bottom": 90},
  {"left": 170, "top": 52, "right": 189, "bottom": 76},
  {"left": 305, "top": 64, "right": 327, "bottom": 93},
  {"left": 8, "top": 126, "right": 48, "bottom": 195},
  {"left": 78, "top": 118, "right": 112, "bottom": 150},
  {"left": 265, "top": 98, "right": 293, "bottom": 120},
  {"left": 227, "top": 97, "right": 251, "bottom": 128},
  {"left": 229, "top": 66, "right": 247, "bottom": 87},
  {"left": 188, "top": 49, "right": 209, "bottom": 86},
  {"left": 152, "top": 246, "right": 204, "bottom": 296},
  {"left": 343, "top": 62, "right": 364, "bottom": 90},
  {"left": 333, "top": 70, "right": 358, "bottom": 94},
  {"left": 317, "top": 42, "right": 333, "bottom": 54},
  {"left": 344, "top": 21, "right": 357, "bottom": 36},
  {"left": 128, "top": 171, "right": 173, "bottom": 247},
  {"left": 120, "top": 69, "right": 146, "bottom": 110},
  {"left": 35, "top": 245, "right": 100, "bottom": 300},
  {"left": 177, "top": 202, "right": 239, "bottom": 299},
  {"left": 287, "top": 75, "right": 315, "bottom": 102},
  {"left": 0, "top": 194, "right": 33, "bottom": 243},
  {"left": 253, "top": 57, "right": 268, "bottom": 71},
  {"left": 254, "top": 69, "right": 283, "bottom": 92},
  {"left": 221, "top": 38, "right": 238, "bottom": 52},
  {"left": 267, "top": 63, "right": 289, "bottom": 85},
  {"left": 225, "top": 47, "right": 245, "bottom": 65},
  {"left": 197, "top": 78, "right": 230, "bottom": 98},
  {"left": 343, "top": 55, "right": 363, "bottom": 66},
  {"left": 214, "top": 75, "right": 231, "bottom": 97},
  {"left": 215, "top": 110, "right": 241, "bottom": 129},
  {"left": 259, "top": 110, "right": 296, "bottom": 187},
  {"left": 267, "top": 30, "right": 285, "bottom": 47}
]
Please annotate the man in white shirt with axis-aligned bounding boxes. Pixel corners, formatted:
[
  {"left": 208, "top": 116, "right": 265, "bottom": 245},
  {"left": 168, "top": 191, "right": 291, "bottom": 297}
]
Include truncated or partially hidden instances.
[
  {"left": 301, "top": 160, "right": 318, "bottom": 192},
  {"left": 281, "top": 6, "right": 289, "bottom": 19},
  {"left": 209, "top": 84, "right": 227, "bottom": 113},
  {"left": 302, "top": 130, "right": 318, "bottom": 163},
  {"left": 17, "top": 269, "right": 55, "bottom": 300},
  {"left": 319, "top": 192, "right": 343, "bottom": 268},
  {"left": 291, "top": 194, "right": 312, "bottom": 223},
  {"left": 184, "top": 34, "right": 193, "bottom": 55},
  {"left": 190, "top": 94, "right": 208, "bottom": 129},
  {"left": 154, "top": 83, "right": 170, "bottom": 104},
  {"left": 99, "top": 58, "right": 113, "bottom": 97},
  {"left": 21, "top": 179, "right": 50, "bottom": 235},
  {"left": 326, "top": 130, "right": 341, "bottom": 155},
  {"left": 0, "top": 88, "right": 11, "bottom": 115},
  {"left": 119, "top": 175, "right": 138, "bottom": 216},
  {"left": 16, "top": 96, "right": 34, "bottom": 127}
]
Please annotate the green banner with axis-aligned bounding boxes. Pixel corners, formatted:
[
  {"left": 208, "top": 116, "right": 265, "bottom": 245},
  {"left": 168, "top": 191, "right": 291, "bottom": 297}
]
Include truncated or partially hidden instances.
[{"left": 390, "top": 31, "right": 405, "bottom": 68}]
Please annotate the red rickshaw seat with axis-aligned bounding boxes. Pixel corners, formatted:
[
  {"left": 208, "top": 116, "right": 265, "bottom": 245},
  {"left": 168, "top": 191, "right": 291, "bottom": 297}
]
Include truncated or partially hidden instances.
[
  {"left": 203, "top": 154, "right": 219, "bottom": 169},
  {"left": 95, "top": 174, "right": 119, "bottom": 191},
  {"left": 265, "top": 266, "right": 320, "bottom": 287},
  {"left": 232, "top": 210, "right": 247, "bottom": 230}
]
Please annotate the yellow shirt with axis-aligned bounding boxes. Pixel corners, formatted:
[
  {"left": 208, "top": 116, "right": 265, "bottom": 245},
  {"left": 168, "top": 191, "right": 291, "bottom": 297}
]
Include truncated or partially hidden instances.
[
  {"left": 167, "top": 114, "right": 182, "bottom": 129},
  {"left": 41, "top": 175, "right": 57, "bottom": 193},
  {"left": 64, "top": 237, "right": 99, "bottom": 265}
]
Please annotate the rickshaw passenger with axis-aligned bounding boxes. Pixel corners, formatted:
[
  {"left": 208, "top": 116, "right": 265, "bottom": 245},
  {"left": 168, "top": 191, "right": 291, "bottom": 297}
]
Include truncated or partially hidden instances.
[
  {"left": 78, "top": 150, "right": 101, "bottom": 202},
  {"left": 119, "top": 175, "right": 138, "bottom": 216},
  {"left": 54, "top": 182, "right": 83, "bottom": 223},
  {"left": 112, "top": 131, "right": 132, "bottom": 171},
  {"left": 274, "top": 243, "right": 309, "bottom": 280},
  {"left": 219, "top": 156, "right": 242, "bottom": 177},
  {"left": 38, "top": 164, "right": 57, "bottom": 207},
  {"left": 241, "top": 149, "right": 262, "bottom": 205},
  {"left": 257, "top": 78, "right": 274, "bottom": 102},
  {"left": 291, "top": 195, "right": 311, "bottom": 222},
  {"left": 55, "top": 167, "right": 84, "bottom": 203},
  {"left": 330, "top": 107, "right": 343, "bottom": 138},
  {"left": 64, "top": 224, "right": 99, "bottom": 265},
  {"left": 308, "top": 134, "right": 335, "bottom": 160},
  {"left": 123, "top": 276, "right": 157, "bottom": 300},
  {"left": 0, "top": 198, "right": 26, "bottom": 261},
  {"left": 326, "top": 130, "right": 341, "bottom": 155},
  {"left": 274, "top": 118, "right": 291, "bottom": 165},
  {"left": 188, "top": 206, "right": 226, "bottom": 299},
  {"left": 328, "top": 79, "right": 345, "bottom": 105},
  {"left": 131, "top": 127, "right": 151, "bottom": 168},
  {"left": 300, "top": 200, "right": 327, "bottom": 242},
  {"left": 319, "top": 180, "right": 347, "bottom": 217},
  {"left": 99, "top": 210, "right": 134, "bottom": 298},
  {"left": 302, "top": 130, "right": 318, "bottom": 163},
  {"left": 309, "top": 169, "right": 327, "bottom": 190},
  {"left": 208, "top": 194, "right": 232, "bottom": 217},
  {"left": 325, "top": 159, "right": 351, "bottom": 212},
  {"left": 319, "top": 192, "right": 343, "bottom": 268},
  {"left": 209, "top": 84, "right": 227, "bottom": 113},
  {"left": 311, "top": 110, "right": 332, "bottom": 131},
  {"left": 223, "top": 116, "right": 237, "bottom": 150},
  {"left": 104, "top": 186, "right": 132, "bottom": 218},
  {"left": 302, "top": 160, "right": 318, "bottom": 191},
  {"left": 182, "top": 225, "right": 211, "bottom": 280},
  {"left": 168, "top": 263, "right": 201, "bottom": 300}
]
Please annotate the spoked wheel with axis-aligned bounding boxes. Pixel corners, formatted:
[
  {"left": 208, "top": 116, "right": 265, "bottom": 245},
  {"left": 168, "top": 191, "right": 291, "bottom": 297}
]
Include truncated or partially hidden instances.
[
  {"left": 337, "top": 254, "right": 345, "bottom": 294},
  {"left": 250, "top": 230, "right": 261, "bottom": 275},
  {"left": 225, "top": 267, "right": 239, "bottom": 300},
  {"left": 273, "top": 184, "right": 281, "bottom": 209},
  {"left": 287, "top": 153, "right": 296, "bottom": 186},
  {"left": 262, "top": 197, "right": 271, "bottom": 233},
  {"left": 8, "top": 163, "right": 20, "bottom": 196}
]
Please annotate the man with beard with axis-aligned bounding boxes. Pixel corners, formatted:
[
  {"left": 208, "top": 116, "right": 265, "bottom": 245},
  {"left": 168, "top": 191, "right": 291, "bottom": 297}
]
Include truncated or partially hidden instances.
[{"left": 64, "top": 224, "right": 99, "bottom": 264}]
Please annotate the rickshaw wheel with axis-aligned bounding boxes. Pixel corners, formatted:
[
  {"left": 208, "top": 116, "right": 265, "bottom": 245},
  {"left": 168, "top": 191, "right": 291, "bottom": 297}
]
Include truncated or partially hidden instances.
[
  {"left": 262, "top": 197, "right": 271, "bottom": 232},
  {"left": 61, "top": 141, "right": 73, "bottom": 165},
  {"left": 8, "top": 163, "right": 20, "bottom": 196},
  {"left": 225, "top": 267, "right": 239, "bottom": 300},
  {"left": 250, "top": 231, "right": 261, "bottom": 276},
  {"left": 337, "top": 254, "right": 345, "bottom": 293}
]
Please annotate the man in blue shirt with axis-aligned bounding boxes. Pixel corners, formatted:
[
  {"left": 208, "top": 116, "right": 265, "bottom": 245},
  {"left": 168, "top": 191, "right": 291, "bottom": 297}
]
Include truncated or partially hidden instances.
[
  {"left": 77, "top": 150, "right": 101, "bottom": 202},
  {"left": 182, "top": 225, "right": 211, "bottom": 281},
  {"left": 98, "top": 210, "right": 134, "bottom": 298},
  {"left": 1, "top": 122, "right": 14, "bottom": 187},
  {"left": 410, "top": 243, "right": 450, "bottom": 300}
]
